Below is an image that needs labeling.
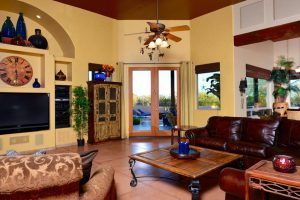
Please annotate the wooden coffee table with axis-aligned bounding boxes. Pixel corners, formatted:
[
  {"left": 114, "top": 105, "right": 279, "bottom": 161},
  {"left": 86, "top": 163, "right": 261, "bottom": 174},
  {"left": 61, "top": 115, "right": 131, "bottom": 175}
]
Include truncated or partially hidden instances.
[{"left": 128, "top": 145, "right": 242, "bottom": 200}]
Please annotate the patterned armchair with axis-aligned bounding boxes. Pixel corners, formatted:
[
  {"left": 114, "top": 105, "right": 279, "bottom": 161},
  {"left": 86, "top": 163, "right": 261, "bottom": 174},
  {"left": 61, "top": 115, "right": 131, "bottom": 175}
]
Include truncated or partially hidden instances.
[{"left": 0, "top": 153, "right": 116, "bottom": 200}]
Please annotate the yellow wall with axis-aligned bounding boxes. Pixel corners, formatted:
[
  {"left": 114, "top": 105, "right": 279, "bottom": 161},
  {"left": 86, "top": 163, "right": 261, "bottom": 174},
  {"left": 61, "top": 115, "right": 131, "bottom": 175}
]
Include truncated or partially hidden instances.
[
  {"left": 18, "top": 0, "right": 118, "bottom": 86},
  {"left": 190, "top": 7, "right": 235, "bottom": 126}
]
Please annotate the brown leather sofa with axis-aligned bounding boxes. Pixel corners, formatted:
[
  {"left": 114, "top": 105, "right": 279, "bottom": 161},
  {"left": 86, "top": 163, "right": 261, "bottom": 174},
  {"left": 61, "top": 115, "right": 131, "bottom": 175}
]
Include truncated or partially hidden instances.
[
  {"left": 185, "top": 116, "right": 300, "bottom": 168},
  {"left": 0, "top": 153, "right": 116, "bottom": 200}
]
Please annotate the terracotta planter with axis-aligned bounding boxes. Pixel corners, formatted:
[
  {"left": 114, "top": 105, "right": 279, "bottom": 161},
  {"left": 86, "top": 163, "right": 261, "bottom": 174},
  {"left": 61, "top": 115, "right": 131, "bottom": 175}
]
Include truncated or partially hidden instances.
[{"left": 273, "top": 102, "right": 288, "bottom": 116}]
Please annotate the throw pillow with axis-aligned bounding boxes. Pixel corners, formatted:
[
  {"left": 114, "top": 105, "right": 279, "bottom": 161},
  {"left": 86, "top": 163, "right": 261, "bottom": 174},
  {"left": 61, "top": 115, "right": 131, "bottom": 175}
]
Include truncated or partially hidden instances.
[{"left": 80, "top": 149, "right": 98, "bottom": 186}]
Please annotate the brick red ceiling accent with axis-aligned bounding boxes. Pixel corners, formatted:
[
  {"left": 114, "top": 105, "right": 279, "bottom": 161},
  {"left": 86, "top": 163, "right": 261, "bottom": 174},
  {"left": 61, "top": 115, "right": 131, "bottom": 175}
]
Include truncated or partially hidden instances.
[{"left": 54, "top": 0, "right": 244, "bottom": 20}]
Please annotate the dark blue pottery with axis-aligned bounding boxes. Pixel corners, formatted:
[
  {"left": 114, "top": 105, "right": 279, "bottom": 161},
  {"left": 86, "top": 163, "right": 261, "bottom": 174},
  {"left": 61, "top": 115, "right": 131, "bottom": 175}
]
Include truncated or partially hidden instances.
[
  {"left": 1, "top": 16, "right": 16, "bottom": 38},
  {"left": 32, "top": 78, "right": 41, "bottom": 88},
  {"left": 94, "top": 72, "right": 106, "bottom": 81},
  {"left": 28, "top": 29, "right": 48, "bottom": 49},
  {"left": 178, "top": 141, "right": 190, "bottom": 154},
  {"left": 16, "top": 13, "right": 27, "bottom": 40}
]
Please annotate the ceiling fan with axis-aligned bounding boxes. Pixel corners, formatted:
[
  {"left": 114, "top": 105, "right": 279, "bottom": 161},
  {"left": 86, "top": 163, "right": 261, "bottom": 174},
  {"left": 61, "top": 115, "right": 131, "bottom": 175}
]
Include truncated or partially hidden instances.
[{"left": 124, "top": 0, "right": 190, "bottom": 48}]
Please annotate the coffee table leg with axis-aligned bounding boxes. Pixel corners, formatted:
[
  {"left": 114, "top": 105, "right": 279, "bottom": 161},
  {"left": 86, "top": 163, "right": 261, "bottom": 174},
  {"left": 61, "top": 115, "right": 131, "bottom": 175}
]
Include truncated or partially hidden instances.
[
  {"left": 129, "top": 158, "right": 137, "bottom": 187},
  {"left": 189, "top": 179, "right": 200, "bottom": 200}
]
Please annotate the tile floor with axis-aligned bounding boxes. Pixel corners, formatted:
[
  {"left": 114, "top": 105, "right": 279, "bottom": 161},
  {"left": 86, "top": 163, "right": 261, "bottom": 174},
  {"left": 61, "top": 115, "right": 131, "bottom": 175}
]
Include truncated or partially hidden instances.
[{"left": 51, "top": 137, "right": 225, "bottom": 200}]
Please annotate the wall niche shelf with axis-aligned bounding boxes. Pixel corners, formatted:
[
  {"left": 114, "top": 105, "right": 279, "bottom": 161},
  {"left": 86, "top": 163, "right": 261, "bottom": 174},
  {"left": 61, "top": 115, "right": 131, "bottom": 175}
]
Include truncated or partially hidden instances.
[{"left": 55, "top": 56, "right": 73, "bottom": 83}]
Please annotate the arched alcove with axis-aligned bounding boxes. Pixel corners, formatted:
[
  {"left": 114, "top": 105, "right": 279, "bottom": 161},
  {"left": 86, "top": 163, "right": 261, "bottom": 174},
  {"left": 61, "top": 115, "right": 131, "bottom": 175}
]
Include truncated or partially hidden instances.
[{"left": 0, "top": 0, "right": 75, "bottom": 58}]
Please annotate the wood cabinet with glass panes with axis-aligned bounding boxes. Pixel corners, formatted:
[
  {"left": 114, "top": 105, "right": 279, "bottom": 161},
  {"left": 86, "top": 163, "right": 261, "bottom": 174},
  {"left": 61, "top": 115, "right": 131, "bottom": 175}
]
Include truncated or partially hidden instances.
[{"left": 87, "top": 81, "right": 122, "bottom": 143}]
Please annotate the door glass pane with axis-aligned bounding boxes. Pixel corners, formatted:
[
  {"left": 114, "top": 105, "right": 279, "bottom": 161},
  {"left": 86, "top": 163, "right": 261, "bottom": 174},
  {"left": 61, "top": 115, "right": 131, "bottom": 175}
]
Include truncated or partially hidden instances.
[
  {"left": 159, "top": 70, "right": 177, "bottom": 130},
  {"left": 132, "top": 71, "right": 151, "bottom": 131}
]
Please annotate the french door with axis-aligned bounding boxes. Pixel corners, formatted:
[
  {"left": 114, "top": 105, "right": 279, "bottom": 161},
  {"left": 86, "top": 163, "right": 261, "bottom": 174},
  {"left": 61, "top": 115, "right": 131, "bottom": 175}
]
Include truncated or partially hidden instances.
[{"left": 129, "top": 67, "right": 180, "bottom": 136}]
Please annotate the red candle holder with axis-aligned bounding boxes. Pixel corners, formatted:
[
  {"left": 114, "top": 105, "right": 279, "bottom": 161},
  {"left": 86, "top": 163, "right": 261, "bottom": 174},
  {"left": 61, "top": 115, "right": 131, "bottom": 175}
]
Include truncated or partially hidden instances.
[{"left": 272, "top": 155, "right": 296, "bottom": 173}]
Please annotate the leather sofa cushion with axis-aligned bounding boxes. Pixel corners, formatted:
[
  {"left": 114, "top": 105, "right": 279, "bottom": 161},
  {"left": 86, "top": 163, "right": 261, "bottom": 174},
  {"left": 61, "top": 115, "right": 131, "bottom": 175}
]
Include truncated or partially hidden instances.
[
  {"left": 207, "top": 116, "right": 242, "bottom": 141},
  {"left": 195, "top": 136, "right": 227, "bottom": 150},
  {"left": 278, "top": 118, "right": 300, "bottom": 147},
  {"left": 242, "top": 118, "right": 280, "bottom": 146},
  {"left": 227, "top": 141, "right": 269, "bottom": 158}
]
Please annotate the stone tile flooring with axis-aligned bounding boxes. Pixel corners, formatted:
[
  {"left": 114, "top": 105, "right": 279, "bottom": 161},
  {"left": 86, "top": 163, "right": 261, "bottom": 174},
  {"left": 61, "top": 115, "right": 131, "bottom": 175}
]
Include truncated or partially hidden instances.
[{"left": 51, "top": 137, "right": 225, "bottom": 200}]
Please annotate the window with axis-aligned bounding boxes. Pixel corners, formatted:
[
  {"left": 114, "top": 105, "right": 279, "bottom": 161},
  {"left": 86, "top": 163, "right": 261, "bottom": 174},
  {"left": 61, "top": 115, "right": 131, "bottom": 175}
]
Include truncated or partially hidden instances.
[
  {"left": 290, "top": 79, "right": 300, "bottom": 107},
  {"left": 245, "top": 64, "right": 271, "bottom": 117},
  {"left": 196, "top": 63, "right": 220, "bottom": 110},
  {"left": 246, "top": 77, "right": 267, "bottom": 108}
]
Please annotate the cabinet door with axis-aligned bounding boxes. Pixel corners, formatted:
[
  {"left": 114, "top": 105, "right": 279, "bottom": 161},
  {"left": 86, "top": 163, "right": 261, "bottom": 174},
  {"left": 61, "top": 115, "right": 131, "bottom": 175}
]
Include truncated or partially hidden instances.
[
  {"left": 108, "top": 85, "right": 121, "bottom": 138},
  {"left": 94, "top": 84, "right": 110, "bottom": 141}
]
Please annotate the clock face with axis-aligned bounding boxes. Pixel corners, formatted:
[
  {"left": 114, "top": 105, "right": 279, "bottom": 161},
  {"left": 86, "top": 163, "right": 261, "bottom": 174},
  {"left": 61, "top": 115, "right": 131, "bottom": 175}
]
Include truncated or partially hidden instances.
[{"left": 0, "top": 56, "right": 33, "bottom": 86}]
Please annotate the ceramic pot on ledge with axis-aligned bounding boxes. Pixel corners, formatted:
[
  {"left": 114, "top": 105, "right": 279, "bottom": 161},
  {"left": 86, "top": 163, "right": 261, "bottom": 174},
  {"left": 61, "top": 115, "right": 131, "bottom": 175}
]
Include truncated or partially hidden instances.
[{"left": 28, "top": 29, "right": 48, "bottom": 49}]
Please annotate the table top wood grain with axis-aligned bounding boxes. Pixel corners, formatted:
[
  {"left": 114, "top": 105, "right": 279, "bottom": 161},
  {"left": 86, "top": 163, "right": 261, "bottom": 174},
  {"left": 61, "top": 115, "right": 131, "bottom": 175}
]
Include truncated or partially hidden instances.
[
  {"left": 129, "top": 145, "right": 242, "bottom": 179},
  {"left": 246, "top": 160, "right": 300, "bottom": 187}
]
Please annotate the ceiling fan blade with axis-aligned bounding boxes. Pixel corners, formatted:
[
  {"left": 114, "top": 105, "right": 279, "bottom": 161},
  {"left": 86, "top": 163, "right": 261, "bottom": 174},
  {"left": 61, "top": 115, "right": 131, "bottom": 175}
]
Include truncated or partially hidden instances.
[
  {"left": 165, "top": 25, "right": 190, "bottom": 32},
  {"left": 124, "top": 31, "right": 151, "bottom": 36},
  {"left": 144, "top": 35, "right": 155, "bottom": 45},
  {"left": 164, "top": 33, "right": 182, "bottom": 42}
]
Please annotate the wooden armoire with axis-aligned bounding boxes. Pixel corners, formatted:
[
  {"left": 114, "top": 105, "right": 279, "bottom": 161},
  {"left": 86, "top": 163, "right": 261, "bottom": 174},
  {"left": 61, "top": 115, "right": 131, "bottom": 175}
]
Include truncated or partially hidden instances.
[{"left": 87, "top": 81, "right": 122, "bottom": 143}]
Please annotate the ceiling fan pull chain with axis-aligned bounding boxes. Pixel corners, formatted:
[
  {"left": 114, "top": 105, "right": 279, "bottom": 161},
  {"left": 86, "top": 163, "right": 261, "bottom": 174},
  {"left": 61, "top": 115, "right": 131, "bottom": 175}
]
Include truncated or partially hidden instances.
[{"left": 156, "top": 0, "right": 159, "bottom": 23}]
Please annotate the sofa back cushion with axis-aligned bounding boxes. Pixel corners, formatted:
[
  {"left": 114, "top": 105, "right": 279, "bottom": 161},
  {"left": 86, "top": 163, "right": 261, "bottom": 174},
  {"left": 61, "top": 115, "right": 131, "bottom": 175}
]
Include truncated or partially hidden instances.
[
  {"left": 242, "top": 118, "right": 280, "bottom": 146},
  {"left": 207, "top": 116, "right": 242, "bottom": 141},
  {"left": 278, "top": 118, "right": 300, "bottom": 147}
]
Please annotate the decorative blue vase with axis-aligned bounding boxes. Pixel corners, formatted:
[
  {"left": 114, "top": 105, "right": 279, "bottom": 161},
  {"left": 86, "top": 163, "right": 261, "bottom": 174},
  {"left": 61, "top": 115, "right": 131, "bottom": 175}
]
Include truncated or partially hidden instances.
[
  {"left": 1, "top": 17, "right": 16, "bottom": 38},
  {"left": 16, "top": 13, "right": 27, "bottom": 40},
  {"left": 94, "top": 72, "right": 106, "bottom": 81},
  {"left": 28, "top": 29, "right": 48, "bottom": 49},
  {"left": 32, "top": 78, "right": 41, "bottom": 88}
]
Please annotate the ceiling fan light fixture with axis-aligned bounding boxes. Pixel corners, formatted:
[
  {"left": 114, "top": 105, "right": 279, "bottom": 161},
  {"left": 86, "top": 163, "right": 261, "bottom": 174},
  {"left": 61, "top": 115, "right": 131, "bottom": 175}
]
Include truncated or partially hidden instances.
[
  {"left": 160, "top": 40, "right": 169, "bottom": 48},
  {"left": 149, "top": 41, "right": 157, "bottom": 49},
  {"left": 155, "top": 37, "right": 162, "bottom": 45}
]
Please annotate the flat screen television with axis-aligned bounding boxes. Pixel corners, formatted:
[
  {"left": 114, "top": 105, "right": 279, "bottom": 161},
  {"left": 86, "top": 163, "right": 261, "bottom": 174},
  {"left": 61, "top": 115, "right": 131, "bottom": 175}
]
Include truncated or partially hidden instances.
[{"left": 0, "top": 93, "right": 49, "bottom": 134}]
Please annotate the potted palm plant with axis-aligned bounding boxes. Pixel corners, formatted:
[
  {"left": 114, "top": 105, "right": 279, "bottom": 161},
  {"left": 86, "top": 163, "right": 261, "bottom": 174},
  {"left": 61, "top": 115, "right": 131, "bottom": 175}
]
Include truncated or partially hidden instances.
[
  {"left": 71, "top": 86, "right": 90, "bottom": 146},
  {"left": 269, "top": 56, "right": 299, "bottom": 115}
]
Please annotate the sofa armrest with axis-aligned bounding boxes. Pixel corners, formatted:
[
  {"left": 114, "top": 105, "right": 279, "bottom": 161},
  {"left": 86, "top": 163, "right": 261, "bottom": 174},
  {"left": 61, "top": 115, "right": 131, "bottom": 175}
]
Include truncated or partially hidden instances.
[
  {"left": 219, "top": 168, "right": 245, "bottom": 199},
  {"left": 80, "top": 165, "right": 115, "bottom": 200},
  {"left": 185, "top": 127, "right": 208, "bottom": 145}
]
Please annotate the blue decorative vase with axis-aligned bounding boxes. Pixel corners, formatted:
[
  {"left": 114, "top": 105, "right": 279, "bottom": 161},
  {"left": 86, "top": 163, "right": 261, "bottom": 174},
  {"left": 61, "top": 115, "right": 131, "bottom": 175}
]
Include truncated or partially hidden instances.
[
  {"left": 28, "top": 29, "right": 48, "bottom": 49},
  {"left": 32, "top": 78, "right": 41, "bottom": 88},
  {"left": 16, "top": 13, "right": 27, "bottom": 40},
  {"left": 94, "top": 72, "right": 106, "bottom": 81},
  {"left": 1, "top": 17, "right": 16, "bottom": 38}
]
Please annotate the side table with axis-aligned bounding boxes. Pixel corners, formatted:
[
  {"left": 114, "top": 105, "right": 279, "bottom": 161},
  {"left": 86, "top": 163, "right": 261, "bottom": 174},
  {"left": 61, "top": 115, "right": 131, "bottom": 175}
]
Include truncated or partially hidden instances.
[
  {"left": 245, "top": 160, "right": 300, "bottom": 200},
  {"left": 171, "top": 125, "right": 198, "bottom": 145}
]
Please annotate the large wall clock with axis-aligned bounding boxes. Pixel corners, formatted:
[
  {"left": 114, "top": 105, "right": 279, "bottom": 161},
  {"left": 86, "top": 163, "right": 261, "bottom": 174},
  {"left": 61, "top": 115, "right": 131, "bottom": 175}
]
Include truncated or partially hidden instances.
[{"left": 0, "top": 56, "right": 33, "bottom": 86}]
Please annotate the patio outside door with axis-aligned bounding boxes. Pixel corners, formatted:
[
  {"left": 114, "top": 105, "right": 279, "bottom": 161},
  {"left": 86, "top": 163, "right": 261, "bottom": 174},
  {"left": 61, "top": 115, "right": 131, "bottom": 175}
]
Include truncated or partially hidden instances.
[{"left": 129, "top": 67, "right": 180, "bottom": 136}]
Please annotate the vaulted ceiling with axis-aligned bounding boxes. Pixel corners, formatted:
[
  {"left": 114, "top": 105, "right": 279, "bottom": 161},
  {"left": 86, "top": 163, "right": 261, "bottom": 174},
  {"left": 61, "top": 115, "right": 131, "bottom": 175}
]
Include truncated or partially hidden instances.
[{"left": 54, "top": 0, "right": 244, "bottom": 20}]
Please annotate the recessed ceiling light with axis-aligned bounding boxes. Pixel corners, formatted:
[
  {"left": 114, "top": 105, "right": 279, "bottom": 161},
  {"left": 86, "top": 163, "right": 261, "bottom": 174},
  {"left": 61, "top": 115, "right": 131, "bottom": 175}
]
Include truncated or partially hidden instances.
[{"left": 36, "top": 15, "right": 41, "bottom": 19}]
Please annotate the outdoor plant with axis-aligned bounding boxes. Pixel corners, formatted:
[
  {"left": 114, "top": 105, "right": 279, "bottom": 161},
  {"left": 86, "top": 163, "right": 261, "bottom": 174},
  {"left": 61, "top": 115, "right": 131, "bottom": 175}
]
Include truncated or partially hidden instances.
[
  {"left": 206, "top": 73, "right": 220, "bottom": 99},
  {"left": 133, "top": 117, "right": 141, "bottom": 125},
  {"left": 269, "top": 56, "right": 299, "bottom": 102},
  {"left": 71, "top": 86, "right": 90, "bottom": 141}
]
